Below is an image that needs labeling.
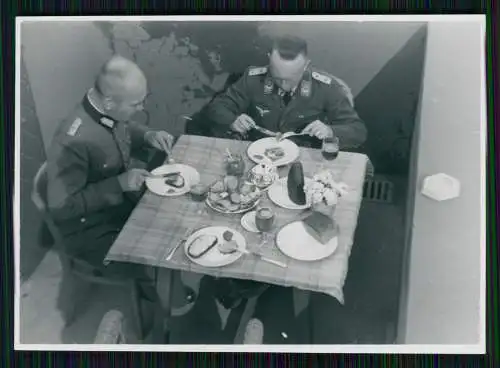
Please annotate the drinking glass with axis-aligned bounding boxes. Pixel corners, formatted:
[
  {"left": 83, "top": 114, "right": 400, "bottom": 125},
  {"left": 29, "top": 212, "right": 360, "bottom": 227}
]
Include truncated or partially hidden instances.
[
  {"left": 321, "top": 136, "right": 340, "bottom": 161},
  {"left": 255, "top": 207, "right": 275, "bottom": 246}
]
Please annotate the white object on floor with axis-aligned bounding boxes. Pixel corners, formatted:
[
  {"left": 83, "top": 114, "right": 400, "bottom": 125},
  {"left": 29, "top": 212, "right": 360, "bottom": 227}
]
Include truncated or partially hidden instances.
[
  {"left": 268, "top": 177, "right": 313, "bottom": 210},
  {"left": 421, "top": 173, "right": 460, "bottom": 201},
  {"left": 276, "top": 221, "right": 339, "bottom": 262},
  {"left": 146, "top": 164, "right": 200, "bottom": 196}
]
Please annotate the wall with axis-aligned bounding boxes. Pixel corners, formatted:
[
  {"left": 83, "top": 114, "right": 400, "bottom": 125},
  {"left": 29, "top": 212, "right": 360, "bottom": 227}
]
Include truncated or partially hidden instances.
[
  {"left": 399, "top": 20, "right": 484, "bottom": 345},
  {"left": 22, "top": 20, "right": 424, "bottom": 164},
  {"left": 355, "top": 25, "right": 427, "bottom": 174},
  {"left": 19, "top": 53, "right": 49, "bottom": 280},
  {"left": 21, "top": 22, "right": 113, "bottom": 150}
]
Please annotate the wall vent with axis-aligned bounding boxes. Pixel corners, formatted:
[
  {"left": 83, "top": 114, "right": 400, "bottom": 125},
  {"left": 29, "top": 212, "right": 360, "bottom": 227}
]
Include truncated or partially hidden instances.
[{"left": 363, "top": 179, "right": 394, "bottom": 203}]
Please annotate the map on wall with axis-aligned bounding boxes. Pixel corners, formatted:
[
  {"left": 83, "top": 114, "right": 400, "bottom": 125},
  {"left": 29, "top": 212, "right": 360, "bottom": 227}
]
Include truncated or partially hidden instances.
[{"left": 94, "top": 21, "right": 268, "bottom": 136}]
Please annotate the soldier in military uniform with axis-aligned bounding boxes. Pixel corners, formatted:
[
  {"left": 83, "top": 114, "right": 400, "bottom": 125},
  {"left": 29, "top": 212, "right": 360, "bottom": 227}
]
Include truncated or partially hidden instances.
[
  {"left": 46, "top": 56, "right": 178, "bottom": 335},
  {"left": 192, "top": 36, "right": 368, "bottom": 312},
  {"left": 205, "top": 35, "right": 367, "bottom": 150}
]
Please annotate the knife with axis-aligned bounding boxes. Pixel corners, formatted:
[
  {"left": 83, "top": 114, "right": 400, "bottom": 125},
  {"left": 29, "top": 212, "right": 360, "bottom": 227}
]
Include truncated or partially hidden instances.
[
  {"left": 166, "top": 227, "right": 197, "bottom": 261},
  {"left": 251, "top": 124, "right": 279, "bottom": 137}
]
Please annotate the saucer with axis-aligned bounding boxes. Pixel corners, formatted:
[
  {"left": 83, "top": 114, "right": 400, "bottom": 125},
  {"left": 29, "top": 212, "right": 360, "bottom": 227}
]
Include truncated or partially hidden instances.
[{"left": 241, "top": 211, "right": 260, "bottom": 233}]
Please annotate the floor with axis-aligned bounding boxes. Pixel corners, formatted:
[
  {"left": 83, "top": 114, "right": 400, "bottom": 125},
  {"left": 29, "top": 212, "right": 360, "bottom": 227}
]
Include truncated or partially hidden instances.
[{"left": 19, "top": 174, "right": 407, "bottom": 345}]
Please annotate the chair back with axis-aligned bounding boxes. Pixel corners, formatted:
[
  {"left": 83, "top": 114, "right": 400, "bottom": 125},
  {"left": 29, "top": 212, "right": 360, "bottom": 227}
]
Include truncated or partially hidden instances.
[{"left": 31, "top": 162, "right": 69, "bottom": 263}]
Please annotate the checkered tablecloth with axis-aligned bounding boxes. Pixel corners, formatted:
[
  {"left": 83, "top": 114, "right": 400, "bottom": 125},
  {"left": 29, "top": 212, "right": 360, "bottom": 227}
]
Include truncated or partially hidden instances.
[{"left": 105, "top": 135, "right": 369, "bottom": 304}]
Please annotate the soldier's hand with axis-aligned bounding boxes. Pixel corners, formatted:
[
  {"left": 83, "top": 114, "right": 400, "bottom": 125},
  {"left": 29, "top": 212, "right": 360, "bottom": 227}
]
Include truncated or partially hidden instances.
[
  {"left": 301, "top": 120, "right": 334, "bottom": 140},
  {"left": 117, "top": 169, "right": 151, "bottom": 192},
  {"left": 231, "top": 114, "right": 256, "bottom": 134}
]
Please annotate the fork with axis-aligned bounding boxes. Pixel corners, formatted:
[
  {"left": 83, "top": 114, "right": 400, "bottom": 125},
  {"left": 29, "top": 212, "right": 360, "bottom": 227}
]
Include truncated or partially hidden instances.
[
  {"left": 166, "top": 227, "right": 195, "bottom": 261},
  {"left": 277, "top": 131, "right": 308, "bottom": 142}
]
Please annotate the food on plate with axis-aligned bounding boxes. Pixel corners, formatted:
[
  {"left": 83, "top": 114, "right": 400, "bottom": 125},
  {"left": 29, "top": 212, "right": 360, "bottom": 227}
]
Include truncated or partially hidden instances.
[
  {"left": 239, "top": 183, "right": 254, "bottom": 195},
  {"left": 248, "top": 162, "right": 278, "bottom": 188},
  {"left": 210, "top": 180, "right": 225, "bottom": 193},
  {"left": 287, "top": 162, "right": 307, "bottom": 205},
  {"left": 214, "top": 199, "right": 239, "bottom": 212},
  {"left": 264, "top": 147, "right": 285, "bottom": 162},
  {"left": 253, "top": 154, "right": 265, "bottom": 160},
  {"left": 187, "top": 234, "right": 218, "bottom": 259},
  {"left": 230, "top": 193, "right": 241, "bottom": 204},
  {"left": 224, "top": 175, "right": 240, "bottom": 192},
  {"left": 302, "top": 212, "right": 338, "bottom": 244},
  {"left": 164, "top": 172, "right": 185, "bottom": 188},
  {"left": 189, "top": 184, "right": 208, "bottom": 201},
  {"left": 218, "top": 230, "right": 239, "bottom": 254},
  {"left": 207, "top": 176, "right": 261, "bottom": 212}
]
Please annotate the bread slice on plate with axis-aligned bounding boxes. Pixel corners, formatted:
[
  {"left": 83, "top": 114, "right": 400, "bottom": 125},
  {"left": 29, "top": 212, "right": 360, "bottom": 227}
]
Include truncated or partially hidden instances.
[{"left": 302, "top": 211, "right": 338, "bottom": 244}]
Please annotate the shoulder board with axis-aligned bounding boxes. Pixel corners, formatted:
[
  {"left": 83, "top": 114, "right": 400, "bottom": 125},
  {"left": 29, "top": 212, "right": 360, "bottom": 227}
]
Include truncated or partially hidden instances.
[
  {"left": 312, "top": 71, "right": 332, "bottom": 85},
  {"left": 100, "top": 117, "right": 115, "bottom": 129},
  {"left": 66, "top": 117, "right": 82, "bottom": 136},
  {"left": 248, "top": 66, "right": 268, "bottom": 76}
]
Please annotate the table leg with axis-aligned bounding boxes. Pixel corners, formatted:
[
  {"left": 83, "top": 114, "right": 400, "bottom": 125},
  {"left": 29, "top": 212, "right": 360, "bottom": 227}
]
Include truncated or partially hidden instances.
[
  {"left": 156, "top": 268, "right": 176, "bottom": 343},
  {"left": 293, "top": 289, "right": 314, "bottom": 343}
]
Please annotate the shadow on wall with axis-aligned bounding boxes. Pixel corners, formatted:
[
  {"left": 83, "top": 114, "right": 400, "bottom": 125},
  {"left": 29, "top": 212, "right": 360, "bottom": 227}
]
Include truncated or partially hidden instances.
[{"left": 355, "top": 25, "right": 428, "bottom": 175}]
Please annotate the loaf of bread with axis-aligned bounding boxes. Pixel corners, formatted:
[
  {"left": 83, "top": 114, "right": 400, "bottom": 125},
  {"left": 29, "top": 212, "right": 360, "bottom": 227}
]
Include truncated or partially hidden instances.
[
  {"left": 302, "top": 212, "right": 338, "bottom": 244},
  {"left": 187, "top": 234, "right": 218, "bottom": 258}
]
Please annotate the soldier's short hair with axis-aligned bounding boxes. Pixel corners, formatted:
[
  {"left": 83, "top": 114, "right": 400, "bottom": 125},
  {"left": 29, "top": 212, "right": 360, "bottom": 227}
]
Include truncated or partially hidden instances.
[
  {"left": 94, "top": 55, "right": 139, "bottom": 100},
  {"left": 272, "top": 35, "right": 308, "bottom": 60}
]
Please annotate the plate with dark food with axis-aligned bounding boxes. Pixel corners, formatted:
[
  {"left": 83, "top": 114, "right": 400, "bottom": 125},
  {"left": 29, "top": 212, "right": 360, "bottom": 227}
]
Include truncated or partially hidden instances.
[
  {"left": 247, "top": 137, "right": 300, "bottom": 166},
  {"left": 205, "top": 175, "right": 262, "bottom": 214},
  {"left": 146, "top": 164, "right": 200, "bottom": 196},
  {"left": 268, "top": 162, "right": 313, "bottom": 210},
  {"left": 184, "top": 226, "right": 245, "bottom": 267}
]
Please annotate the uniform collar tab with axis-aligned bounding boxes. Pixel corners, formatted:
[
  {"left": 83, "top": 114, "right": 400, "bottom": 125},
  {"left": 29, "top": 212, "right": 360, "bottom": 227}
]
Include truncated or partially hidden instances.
[{"left": 83, "top": 92, "right": 116, "bottom": 129}]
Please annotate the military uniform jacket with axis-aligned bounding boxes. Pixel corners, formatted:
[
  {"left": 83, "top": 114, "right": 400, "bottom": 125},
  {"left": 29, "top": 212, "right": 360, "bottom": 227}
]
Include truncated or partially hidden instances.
[
  {"left": 206, "top": 66, "right": 367, "bottom": 149},
  {"left": 46, "top": 94, "right": 150, "bottom": 245}
]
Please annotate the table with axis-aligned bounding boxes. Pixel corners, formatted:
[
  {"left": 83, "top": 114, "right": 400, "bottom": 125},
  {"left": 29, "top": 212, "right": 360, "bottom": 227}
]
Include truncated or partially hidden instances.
[{"left": 105, "top": 135, "right": 369, "bottom": 340}]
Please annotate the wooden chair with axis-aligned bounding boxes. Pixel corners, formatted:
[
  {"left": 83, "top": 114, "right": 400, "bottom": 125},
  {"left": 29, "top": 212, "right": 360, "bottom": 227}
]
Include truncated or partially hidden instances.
[{"left": 31, "top": 162, "right": 148, "bottom": 340}]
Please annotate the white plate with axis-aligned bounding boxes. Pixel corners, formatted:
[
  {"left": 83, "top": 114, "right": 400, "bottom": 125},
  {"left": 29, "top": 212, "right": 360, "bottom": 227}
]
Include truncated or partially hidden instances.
[
  {"left": 240, "top": 211, "right": 260, "bottom": 233},
  {"left": 276, "top": 221, "right": 339, "bottom": 262},
  {"left": 247, "top": 137, "right": 300, "bottom": 167},
  {"left": 184, "top": 226, "right": 245, "bottom": 267},
  {"left": 268, "top": 177, "right": 313, "bottom": 210},
  {"left": 146, "top": 164, "right": 200, "bottom": 196}
]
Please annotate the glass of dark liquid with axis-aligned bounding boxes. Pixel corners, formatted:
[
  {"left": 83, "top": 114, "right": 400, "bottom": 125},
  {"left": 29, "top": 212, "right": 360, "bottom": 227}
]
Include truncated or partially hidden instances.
[
  {"left": 322, "top": 136, "right": 340, "bottom": 160},
  {"left": 255, "top": 207, "right": 275, "bottom": 245}
]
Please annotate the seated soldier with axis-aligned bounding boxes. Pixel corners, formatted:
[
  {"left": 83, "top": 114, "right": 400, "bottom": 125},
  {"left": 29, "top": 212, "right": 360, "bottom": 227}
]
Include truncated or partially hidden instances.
[
  {"left": 204, "top": 35, "right": 367, "bottom": 149},
  {"left": 46, "top": 55, "right": 179, "bottom": 334}
]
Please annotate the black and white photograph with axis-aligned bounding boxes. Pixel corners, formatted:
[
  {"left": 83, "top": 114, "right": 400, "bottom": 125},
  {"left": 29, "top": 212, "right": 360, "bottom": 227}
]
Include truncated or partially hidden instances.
[{"left": 14, "top": 15, "right": 486, "bottom": 353}]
